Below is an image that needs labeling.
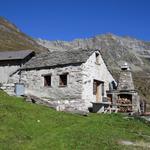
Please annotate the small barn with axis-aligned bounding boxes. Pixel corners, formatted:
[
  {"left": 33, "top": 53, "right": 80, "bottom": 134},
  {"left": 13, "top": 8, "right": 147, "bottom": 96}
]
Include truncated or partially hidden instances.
[
  {"left": 0, "top": 50, "right": 35, "bottom": 84},
  {"left": 11, "top": 49, "right": 115, "bottom": 112}
]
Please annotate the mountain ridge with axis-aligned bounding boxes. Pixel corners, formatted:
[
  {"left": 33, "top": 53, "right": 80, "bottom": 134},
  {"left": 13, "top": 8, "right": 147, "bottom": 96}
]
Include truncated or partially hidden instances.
[
  {"left": 0, "top": 17, "right": 48, "bottom": 52},
  {"left": 37, "top": 33, "right": 150, "bottom": 72}
]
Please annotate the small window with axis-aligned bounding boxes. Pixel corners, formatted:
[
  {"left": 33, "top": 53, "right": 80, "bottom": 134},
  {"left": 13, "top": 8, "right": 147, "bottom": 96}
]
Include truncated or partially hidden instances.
[
  {"left": 44, "top": 75, "right": 51, "bottom": 87},
  {"left": 95, "top": 53, "right": 100, "bottom": 64},
  {"left": 59, "top": 74, "right": 68, "bottom": 86}
]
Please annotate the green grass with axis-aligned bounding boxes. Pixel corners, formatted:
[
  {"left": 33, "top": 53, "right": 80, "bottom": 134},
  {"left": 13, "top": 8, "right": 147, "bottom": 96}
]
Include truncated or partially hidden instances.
[{"left": 1, "top": 91, "right": 150, "bottom": 150}]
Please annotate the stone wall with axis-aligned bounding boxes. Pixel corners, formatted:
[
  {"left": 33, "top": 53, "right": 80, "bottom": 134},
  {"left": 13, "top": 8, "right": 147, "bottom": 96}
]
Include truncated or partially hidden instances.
[
  {"left": 20, "top": 65, "right": 84, "bottom": 107},
  {"left": 132, "top": 92, "right": 141, "bottom": 112},
  {"left": 117, "top": 70, "right": 135, "bottom": 91},
  {"left": 0, "top": 65, "right": 20, "bottom": 83},
  {"left": 81, "top": 51, "right": 115, "bottom": 109}
]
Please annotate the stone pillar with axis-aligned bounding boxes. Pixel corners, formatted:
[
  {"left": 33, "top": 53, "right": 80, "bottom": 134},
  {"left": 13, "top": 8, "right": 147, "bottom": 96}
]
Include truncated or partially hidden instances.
[
  {"left": 112, "top": 92, "right": 118, "bottom": 108},
  {"left": 132, "top": 92, "right": 140, "bottom": 113}
]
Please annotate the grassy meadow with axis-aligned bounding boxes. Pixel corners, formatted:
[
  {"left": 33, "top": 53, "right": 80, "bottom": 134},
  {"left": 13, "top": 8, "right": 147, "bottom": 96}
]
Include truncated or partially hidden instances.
[{"left": 0, "top": 91, "right": 150, "bottom": 150}]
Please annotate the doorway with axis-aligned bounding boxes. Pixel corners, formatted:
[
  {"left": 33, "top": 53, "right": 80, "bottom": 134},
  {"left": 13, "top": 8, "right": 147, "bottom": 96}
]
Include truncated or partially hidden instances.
[{"left": 93, "top": 80, "right": 103, "bottom": 102}]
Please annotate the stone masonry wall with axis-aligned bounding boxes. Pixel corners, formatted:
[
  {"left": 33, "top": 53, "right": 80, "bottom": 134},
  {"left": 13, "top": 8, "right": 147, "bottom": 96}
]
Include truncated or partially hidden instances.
[
  {"left": 20, "top": 65, "right": 84, "bottom": 110},
  {"left": 117, "top": 70, "right": 135, "bottom": 91},
  {"left": 0, "top": 65, "right": 20, "bottom": 83},
  {"left": 81, "top": 51, "right": 115, "bottom": 109}
]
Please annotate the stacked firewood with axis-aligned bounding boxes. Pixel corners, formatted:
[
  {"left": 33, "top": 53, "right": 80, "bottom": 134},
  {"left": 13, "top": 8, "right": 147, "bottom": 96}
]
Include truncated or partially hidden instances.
[
  {"left": 117, "top": 98, "right": 132, "bottom": 112},
  {"left": 119, "top": 106, "right": 132, "bottom": 112},
  {"left": 117, "top": 98, "right": 131, "bottom": 104},
  {"left": 107, "top": 97, "right": 112, "bottom": 102}
]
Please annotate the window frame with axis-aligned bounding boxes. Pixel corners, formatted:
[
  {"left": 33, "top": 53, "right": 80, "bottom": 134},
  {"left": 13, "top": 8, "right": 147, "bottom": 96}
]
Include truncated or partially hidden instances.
[
  {"left": 43, "top": 74, "right": 52, "bottom": 87},
  {"left": 59, "top": 73, "right": 68, "bottom": 87}
]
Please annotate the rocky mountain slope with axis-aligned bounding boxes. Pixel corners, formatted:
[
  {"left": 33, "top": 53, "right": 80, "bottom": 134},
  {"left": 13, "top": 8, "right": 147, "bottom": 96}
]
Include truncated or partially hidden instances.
[
  {"left": 37, "top": 34, "right": 150, "bottom": 101},
  {"left": 37, "top": 34, "right": 150, "bottom": 72},
  {"left": 0, "top": 17, "right": 48, "bottom": 52}
]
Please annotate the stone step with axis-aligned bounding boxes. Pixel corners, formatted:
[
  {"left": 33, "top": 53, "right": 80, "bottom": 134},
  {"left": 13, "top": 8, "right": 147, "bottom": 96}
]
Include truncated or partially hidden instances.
[
  {"left": 24, "top": 95, "right": 58, "bottom": 110},
  {"left": 23, "top": 94, "right": 88, "bottom": 116}
]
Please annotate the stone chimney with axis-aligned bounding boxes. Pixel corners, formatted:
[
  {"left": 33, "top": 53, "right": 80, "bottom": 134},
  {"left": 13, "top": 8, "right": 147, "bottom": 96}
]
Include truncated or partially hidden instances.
[{"left": 117, "top": 63, "right": 135, "bottom": 91}]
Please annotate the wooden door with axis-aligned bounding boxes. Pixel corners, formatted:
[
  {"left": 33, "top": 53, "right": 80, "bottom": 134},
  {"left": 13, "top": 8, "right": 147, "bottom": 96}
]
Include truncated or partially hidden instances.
[{"left": 93, "top": 80, "right": 101, "bottom": 102}]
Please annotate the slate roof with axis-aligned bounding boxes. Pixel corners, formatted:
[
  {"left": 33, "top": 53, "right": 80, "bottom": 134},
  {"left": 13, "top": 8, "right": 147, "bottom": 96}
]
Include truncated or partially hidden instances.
[
  {"left": 0, "top": 50, "right": 34, "bottom": 61},
  {"left": 22, "top": 49, "right": 97, "bottom": 69}
]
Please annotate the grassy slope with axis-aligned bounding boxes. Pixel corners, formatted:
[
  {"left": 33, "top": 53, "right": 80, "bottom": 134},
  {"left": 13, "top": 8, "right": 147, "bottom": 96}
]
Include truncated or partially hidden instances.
[
  {"left": 1, "top": 91, "right": 150, "bottom": 150},
  {"left": 0, "top": 17, "right": 47, "bottom": 52}
]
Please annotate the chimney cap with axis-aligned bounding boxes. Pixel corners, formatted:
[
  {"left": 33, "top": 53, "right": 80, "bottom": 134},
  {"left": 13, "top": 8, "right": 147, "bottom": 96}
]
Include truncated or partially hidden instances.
[{"left": 121, "top": 62, "right": 130, "bottom": 70}]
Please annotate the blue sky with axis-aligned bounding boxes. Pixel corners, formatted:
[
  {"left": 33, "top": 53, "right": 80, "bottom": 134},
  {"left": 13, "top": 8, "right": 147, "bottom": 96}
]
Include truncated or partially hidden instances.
[{"left": 0, "top": 0, "right": 150, "bottom": 41}]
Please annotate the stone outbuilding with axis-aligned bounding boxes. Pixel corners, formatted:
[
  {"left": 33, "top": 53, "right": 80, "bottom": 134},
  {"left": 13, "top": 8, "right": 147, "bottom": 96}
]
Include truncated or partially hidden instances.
[
  {"left": 0, "top": 50, "right": 35, "bottom": 84},
  {"left": 107, "top": 63, "right": 142, "bottom": 113},
  {"left": 10, "top": 49, "right": 115, "bottom": 112}
]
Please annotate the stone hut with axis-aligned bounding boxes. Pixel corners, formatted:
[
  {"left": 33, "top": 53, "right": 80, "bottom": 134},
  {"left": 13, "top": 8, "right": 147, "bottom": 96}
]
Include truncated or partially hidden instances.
[
  {"left": 0, "top": 50, "right": 35, "bottom": 84},
  {"left": 107, "top": 63, "right": 141, "bottom": 113},
  {"left": 11, "top": 49, "right": 115, "bottom": 112}
]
